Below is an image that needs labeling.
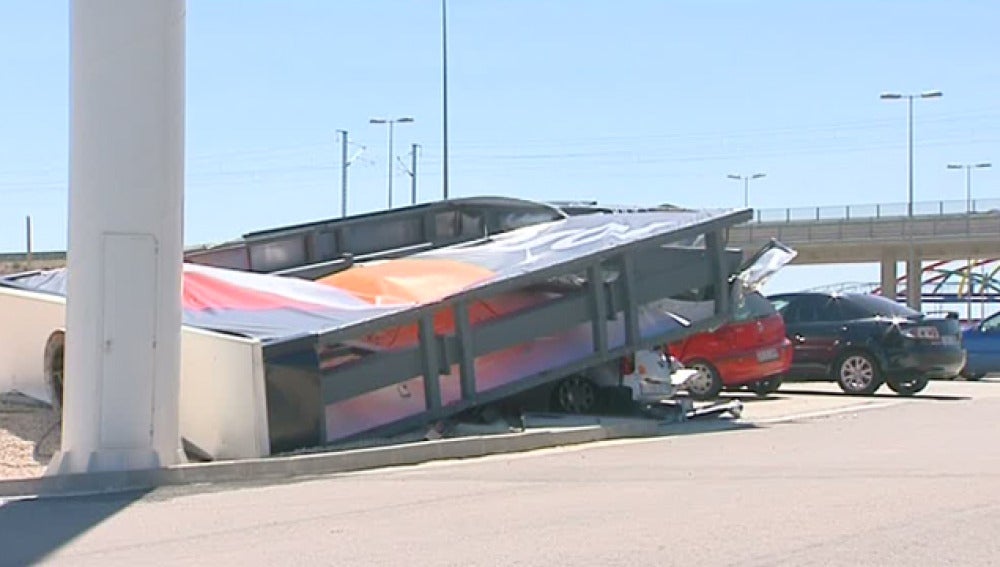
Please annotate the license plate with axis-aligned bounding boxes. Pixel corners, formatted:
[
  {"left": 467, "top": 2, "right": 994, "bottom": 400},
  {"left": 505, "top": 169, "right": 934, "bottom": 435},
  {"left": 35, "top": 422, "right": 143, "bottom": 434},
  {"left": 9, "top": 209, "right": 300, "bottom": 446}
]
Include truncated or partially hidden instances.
[
  {"left": 915, "top": 326, "right": 941, "bottom": 340},
  {"left": 940, "top": 335, "right": 959, "bottom": 346},
  {"left": 756, "top": 348, "right": 779, "bottom": 362}
]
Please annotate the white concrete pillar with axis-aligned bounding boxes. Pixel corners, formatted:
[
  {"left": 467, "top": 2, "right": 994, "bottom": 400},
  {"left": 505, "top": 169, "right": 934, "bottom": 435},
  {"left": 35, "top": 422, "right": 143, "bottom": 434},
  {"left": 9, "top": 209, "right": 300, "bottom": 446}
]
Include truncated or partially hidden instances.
[
  {"left": 48, "top": 0, "right": 186, "bottom": 474},
  {"left": 879, "top": 252, "right": 897, "bottom": 299},
  {"left": 905, "top": 250, "right": 922, "bottom": 312}
]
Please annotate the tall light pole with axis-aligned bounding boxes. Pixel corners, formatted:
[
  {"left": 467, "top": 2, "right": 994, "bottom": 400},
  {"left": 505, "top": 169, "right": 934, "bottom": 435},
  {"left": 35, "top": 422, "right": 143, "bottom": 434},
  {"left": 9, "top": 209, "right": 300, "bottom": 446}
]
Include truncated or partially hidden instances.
[
  {"left": 337, "top": 129, "right": 348, "bottom": 217},
  {"left": 441, "top": 0, "right": 450, "bottom": 201},
  {"left": 370, "top": 117, "right": 414, "bottom": 209},
  {"left": 726, "top": 172, "right": 766, "bottom": 208},
  {"left": 881, "top": 90, "right": 941, "bottom": 310},
  {"left": 946, "top": 162, "right": 992, "bottom": 213},
  {"left": 880, "top": 90, "right": 942, "bottom": 217}
]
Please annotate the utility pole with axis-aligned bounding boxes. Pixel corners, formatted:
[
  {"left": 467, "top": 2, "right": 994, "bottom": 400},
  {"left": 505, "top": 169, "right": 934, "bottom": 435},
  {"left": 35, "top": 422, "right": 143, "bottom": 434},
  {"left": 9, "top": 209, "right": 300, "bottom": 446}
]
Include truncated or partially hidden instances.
[
  {"left": 398, "top": 143, "right": 421, "bottom": 205},
  {"left": 410, "top": 143, "right": 419, "bottom": 205},
  {"left": 370, "top": 117, "right": 414, "bottom": 209},
  {"left": 337, "top": 129, "right": 348, "bottom": 217},
  {"left": 25, "top": 215, "right": 33, "bottom": 269}
]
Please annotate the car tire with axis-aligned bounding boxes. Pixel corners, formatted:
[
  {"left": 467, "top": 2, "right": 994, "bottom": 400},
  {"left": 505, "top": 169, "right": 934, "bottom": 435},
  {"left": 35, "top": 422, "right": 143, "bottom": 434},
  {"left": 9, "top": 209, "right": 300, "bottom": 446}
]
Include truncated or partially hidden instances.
[
  {"left": 885, "top": 375, "right": 929, "bottom": 396},
  {"left": 960, "top": 369, "right": 986, "bottom": 382},
  {"left": 551, "top": 375, "right": 601, "bottom": 414},
  {"left": 749, "top": 376, "right": 783, "bottom": 397},
  {"left": 43, "top": 330, "right": 65, "bottom": 412},
  {"left": 685, "top": 359, "right": 723, "bottom": 401},
  {"left": 833, "top": 351, "right": 883, "bottom": 396}
]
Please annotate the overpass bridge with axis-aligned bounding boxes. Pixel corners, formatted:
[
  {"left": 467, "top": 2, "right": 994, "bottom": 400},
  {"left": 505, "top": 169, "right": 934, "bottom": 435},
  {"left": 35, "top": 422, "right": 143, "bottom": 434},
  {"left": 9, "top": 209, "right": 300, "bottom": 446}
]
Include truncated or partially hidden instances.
[
  {"left": 809, "top": 258, "right": 1000, "bottom": 322},
  {"left": 729, "top": 197, "right": 1000, "bottom": 310}
]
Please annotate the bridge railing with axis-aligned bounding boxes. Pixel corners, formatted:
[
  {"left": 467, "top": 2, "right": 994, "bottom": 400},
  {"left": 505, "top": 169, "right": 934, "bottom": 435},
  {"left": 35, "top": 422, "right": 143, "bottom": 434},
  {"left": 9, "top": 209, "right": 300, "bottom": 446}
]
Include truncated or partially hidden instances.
[{"left": 754, "top": 198, "right": 1000, "bottom": 224}]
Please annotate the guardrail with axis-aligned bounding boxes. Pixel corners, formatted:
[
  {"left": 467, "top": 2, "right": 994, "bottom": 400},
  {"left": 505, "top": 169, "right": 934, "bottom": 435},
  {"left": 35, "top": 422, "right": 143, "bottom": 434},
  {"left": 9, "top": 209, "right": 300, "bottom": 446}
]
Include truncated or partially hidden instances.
[
  {"left": 753, "top": 198, "right": 1000, "bottom": 224},
  {"left": 731, "top": 209, "right": 1000, "bottom": 247}
]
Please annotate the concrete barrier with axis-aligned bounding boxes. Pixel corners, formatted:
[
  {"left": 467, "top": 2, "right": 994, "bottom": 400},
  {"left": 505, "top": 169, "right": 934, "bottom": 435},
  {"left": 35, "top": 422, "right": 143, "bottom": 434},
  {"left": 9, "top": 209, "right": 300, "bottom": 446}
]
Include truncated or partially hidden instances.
[{"left": 0, "top": 419, "right": 663, "bottom": 499}]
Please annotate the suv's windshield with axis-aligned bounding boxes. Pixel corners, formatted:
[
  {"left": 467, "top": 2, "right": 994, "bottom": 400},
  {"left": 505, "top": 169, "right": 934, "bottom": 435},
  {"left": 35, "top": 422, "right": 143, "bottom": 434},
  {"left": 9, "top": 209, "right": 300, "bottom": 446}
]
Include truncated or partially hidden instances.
[{"left": 846, "top": 294, "right": 920, "bottom": 318}]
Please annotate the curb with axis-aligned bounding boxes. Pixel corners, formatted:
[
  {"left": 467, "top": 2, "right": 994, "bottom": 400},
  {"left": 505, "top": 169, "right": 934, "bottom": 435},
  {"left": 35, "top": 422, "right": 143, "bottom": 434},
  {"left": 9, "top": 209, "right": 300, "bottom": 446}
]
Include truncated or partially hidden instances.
[{"left": 0, "top": 419, "right": 662, "bottom": 500}]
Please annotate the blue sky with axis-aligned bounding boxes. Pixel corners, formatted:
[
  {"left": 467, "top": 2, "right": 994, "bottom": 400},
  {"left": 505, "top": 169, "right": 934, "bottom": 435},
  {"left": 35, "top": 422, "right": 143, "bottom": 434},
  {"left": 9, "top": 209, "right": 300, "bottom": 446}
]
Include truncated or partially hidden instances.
[{"left": 1, "top": 1, "right": 998, "bottom": 293}]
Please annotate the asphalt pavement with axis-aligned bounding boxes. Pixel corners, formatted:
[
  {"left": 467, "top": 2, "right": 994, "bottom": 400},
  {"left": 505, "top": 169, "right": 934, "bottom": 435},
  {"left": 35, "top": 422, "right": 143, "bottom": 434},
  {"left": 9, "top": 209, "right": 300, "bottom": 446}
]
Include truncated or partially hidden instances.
[{"left": 2, "top": 379, "right": 999, "bottom": 566}]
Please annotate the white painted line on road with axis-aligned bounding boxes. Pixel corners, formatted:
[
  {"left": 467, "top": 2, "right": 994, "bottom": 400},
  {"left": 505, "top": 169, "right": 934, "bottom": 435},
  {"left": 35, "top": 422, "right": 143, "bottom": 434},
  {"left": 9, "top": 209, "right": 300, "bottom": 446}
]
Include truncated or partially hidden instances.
[{"left": 747, "top": 400, "right": 904, "bottom": 425}]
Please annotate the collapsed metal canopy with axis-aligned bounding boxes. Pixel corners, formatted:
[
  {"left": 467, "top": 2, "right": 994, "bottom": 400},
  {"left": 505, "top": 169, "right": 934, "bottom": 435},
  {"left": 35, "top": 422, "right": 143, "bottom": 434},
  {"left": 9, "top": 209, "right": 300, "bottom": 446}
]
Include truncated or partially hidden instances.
[
  {"left": 254, "top": 207, "right": 754, "bottom": 451},
  {"left": 2, "top": 202, "right": 759, "bottom": 455}
]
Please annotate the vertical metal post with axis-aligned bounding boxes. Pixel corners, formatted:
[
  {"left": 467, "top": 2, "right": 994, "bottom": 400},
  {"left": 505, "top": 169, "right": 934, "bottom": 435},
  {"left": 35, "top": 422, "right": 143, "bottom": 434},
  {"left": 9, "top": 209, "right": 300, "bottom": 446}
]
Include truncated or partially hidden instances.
[
  {"left": 620, "top": 255, "right": 640, "bottom": 348},
  {"left": 454, "top": 301, "right": 476, "bottom": 401},
  {"left": 338, "top": 129, "right": 348, "bottom": 217},
  {"left": 966, "top": 257, "right": 974, "bottom": 322},
  {"left": 418, "top": 316, "right": 442, "bottom": 410},
  {"left": 907, "top": 95, "right": 914, "bottom": 218},
  {"left": 441, "top": 0, "right": 450, "bottom": 201},
  {"left": 966, "top": 166, "right": 972, "bottom": 213},
  {"left": 25, "top": 215, "right": 33, "bottom": 269},
  {"left": 387, "top": 120, "right": 395, "bottom": 209},
  {"left": 410, "top": 143, "right": 419, "bottom": 205},
  {"left": 706, "top": 231, "right": 729, "bottom": 316},
  {"left": 587, "top": 264, "right": 608, "bottom": 355}
]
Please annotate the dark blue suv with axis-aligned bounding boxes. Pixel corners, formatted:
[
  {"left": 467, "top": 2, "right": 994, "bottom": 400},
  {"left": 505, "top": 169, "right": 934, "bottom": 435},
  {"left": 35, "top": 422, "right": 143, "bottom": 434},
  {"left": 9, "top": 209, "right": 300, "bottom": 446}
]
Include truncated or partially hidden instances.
[{"left": 768, "top": 292, "right": 966, "bottom": 395}]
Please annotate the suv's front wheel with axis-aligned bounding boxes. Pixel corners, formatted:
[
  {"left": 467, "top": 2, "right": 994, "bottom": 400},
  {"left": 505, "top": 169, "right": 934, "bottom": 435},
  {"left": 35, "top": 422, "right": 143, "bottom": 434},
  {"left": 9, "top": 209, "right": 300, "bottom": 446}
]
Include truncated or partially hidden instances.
[
  {"left": 885, "top": 375, "right": 929, "bottom": 396},
  {"left": 834, "top": 351, "right": 883, "bottom": 395}
]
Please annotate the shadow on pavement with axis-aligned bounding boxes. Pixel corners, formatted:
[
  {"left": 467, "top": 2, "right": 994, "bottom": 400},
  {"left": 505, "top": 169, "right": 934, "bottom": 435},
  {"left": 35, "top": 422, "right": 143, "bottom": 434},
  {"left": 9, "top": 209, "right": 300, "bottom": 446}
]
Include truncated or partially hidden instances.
[
  {"left": 772, "top": 387, "right": 970, "bottom": 402},
  {"left": 0, "top": 489, "right": 149, "bottom": 565},
  {"left": 661, "top": 416, "right": 759, "bottom": 437}
]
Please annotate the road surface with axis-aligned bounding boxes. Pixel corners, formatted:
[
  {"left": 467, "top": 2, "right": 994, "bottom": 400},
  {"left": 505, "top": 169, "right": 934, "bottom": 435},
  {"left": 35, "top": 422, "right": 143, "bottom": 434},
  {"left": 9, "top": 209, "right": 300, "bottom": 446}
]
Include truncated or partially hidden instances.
[{"left": 2, "top": 380, "right": 999, "bottom": 566}]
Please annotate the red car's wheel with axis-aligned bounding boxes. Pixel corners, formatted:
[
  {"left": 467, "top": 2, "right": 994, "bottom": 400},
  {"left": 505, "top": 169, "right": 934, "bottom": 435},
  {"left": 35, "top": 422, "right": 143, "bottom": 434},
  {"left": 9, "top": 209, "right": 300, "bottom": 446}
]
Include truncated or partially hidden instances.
[
  {"left": 686, "top": 359, "right": 723, "bottom": 401},
  {"left": 749, "top": 376, "right": 782, "bottom": 397}
]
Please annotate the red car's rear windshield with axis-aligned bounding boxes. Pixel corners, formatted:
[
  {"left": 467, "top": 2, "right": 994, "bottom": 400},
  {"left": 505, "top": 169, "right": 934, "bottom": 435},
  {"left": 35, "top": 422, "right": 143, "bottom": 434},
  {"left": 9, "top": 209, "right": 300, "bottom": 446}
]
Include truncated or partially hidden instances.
[{"left": 734, "top": 293, "right": 777, "bottom": 322}]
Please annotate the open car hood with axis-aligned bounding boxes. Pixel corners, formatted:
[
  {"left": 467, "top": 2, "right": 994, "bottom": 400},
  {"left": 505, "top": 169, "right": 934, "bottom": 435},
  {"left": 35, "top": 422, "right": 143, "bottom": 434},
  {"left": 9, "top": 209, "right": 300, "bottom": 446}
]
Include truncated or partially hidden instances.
[{"left": 735, "top": 239, "right": 797, "bottom": 292}]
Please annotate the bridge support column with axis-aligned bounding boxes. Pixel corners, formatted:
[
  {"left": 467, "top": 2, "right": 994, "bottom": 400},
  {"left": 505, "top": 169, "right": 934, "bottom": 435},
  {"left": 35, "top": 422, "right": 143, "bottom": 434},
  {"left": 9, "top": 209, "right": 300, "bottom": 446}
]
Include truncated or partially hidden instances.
[
  {"left": 906, "top": 251, "right": 922, "bottom": 311},
  {"left": 879, "top": 253, "right": 897, "bottom": 299}
]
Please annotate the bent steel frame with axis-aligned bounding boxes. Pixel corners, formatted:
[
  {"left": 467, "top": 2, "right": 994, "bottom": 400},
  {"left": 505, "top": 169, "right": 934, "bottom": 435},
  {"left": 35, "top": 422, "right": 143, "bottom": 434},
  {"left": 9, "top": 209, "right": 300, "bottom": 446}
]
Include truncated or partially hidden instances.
[
  {"left": 184, "top": 196, "right": 568, "bottom": 277},
  {"left": 257, "top": 208, "right": 752, "bottom": 452}
]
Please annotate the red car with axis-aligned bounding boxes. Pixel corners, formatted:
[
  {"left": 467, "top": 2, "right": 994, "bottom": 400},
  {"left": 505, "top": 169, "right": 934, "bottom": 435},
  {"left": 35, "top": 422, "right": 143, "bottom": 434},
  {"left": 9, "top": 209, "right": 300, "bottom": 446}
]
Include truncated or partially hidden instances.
[{"left": 668, "top": 291, "right": 792, "bottom": 400}]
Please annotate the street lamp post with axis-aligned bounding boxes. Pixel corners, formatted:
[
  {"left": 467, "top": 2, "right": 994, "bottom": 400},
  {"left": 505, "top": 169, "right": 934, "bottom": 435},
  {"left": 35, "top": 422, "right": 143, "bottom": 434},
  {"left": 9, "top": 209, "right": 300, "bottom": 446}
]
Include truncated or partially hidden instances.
[
  {"left": 879, "top": 91, "right": 942, "bottom": 217},
  {"left": 337, "top": 129, "right": 348, "bottom": 217},
  {"left": 441, "top": 0, "right": 450, "bottom": 201},
  {"left": 946, "top": 162, "right": 992, "bottom": 213},
  {"left": 370, "top": 117, "right": 414, "bottom": 209},
  {"left": 880, "top": 90, "right": 941, "bottom": 310},
  {"left": 726, "top": 173, "right": 766, "bottom": 208}
]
